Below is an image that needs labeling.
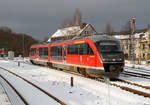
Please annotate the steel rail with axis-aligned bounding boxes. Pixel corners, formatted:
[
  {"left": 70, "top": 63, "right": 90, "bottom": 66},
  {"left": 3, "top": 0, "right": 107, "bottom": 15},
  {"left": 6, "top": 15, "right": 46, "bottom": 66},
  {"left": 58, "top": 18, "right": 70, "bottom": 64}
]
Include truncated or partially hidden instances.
[
  {"left": 113, "top": 78, "right": 150, "bottom": 90},
  {"left": 41, "top": 64, "right": 150, "bottom": 99},
  {"left": 97, "top": 78, "right": 150, "bottom": 98},
  {"left": 0, "top": 75, "right": 29, "bottom": 105},
  {"left": 125, "top": 66, "right": 150, "bottom": 74},
  {"left": 4, "top": 59, "right": 150, "bottom": 100},
  {"left": 121, "top": 71, "right": 150, "bottom": 79},
  {"left": 0, "top": 66, "right": 66, "bottom": 105},
  {"left": 55, "top": 67, "right": 150, "bottom": 99}
]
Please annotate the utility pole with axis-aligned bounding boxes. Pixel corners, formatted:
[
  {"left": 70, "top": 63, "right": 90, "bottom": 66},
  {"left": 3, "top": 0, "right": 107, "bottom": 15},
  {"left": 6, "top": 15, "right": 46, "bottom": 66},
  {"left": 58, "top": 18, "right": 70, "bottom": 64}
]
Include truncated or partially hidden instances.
[
  {"left": 23, "top": 34, "right": 24, "bottom": 58},
  {"left": 129, "top": 17, "right": 136, "bottom": 66}
]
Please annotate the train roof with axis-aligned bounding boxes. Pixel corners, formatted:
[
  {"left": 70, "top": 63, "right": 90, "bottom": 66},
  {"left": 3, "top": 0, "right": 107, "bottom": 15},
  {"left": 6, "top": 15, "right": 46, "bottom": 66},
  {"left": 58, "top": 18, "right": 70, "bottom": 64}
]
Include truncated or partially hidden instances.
[
  {"left": 82, "top": 35, "right": 119, "bottom": 43},
  {"left": 51, "top": 34, "right": 120, "bottom": 43},
  {"left": 31, "top": 35, "right": 119, "bottom": 47},
  {"left": 31, "top": 42, "right": 50, "bottom": 46}
]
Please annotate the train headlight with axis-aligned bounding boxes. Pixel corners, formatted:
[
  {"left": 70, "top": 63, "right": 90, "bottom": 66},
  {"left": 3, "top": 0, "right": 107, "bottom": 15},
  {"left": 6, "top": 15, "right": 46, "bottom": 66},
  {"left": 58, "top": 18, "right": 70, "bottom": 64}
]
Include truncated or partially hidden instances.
[{"left": 112, "top": 59, "right": 116, "bottom": 62}]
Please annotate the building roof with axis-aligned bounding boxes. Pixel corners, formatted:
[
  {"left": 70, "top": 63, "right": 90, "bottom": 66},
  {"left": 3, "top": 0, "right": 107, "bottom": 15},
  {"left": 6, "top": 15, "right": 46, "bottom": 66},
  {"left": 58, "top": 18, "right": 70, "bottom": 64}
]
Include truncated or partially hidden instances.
[
  {"left": 113, "top": 32, "right": 146, "bottom": 40},
  {"left": 51, "top": 26, "right": 81, "bottom": 38},
  {"left": 47, "top": 24, "right": 97, "bottom": 42}
]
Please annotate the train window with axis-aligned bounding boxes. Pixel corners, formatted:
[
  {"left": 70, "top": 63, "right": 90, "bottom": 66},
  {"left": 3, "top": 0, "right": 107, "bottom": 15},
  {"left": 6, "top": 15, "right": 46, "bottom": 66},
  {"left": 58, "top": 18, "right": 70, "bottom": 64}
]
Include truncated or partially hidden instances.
[
  {"left": 39, "top": 47, "right": 48, "bottom": 59},
  {"left": 30, "top": 48, "right": 36, "bottom": 54},
  {"left": 34, "top": 48, "right": 36, "bottom": 53},
  {"left": 95, "top": 41, "right": 122, "bottom": 52},
  {"left": 44, "top": 47, "right": 48, "bottom": 56},
  {"left": 74, "top": 44, "right": 79, "bottom": 54},
  {"left": 50, "top": 46, "right": 62, "bottom": 60},
  {"left": 68, "top": 44, "right": 78, "bottom": 55},
  {"left": 87, "top": 44, "right": 94, "bottom": 55},
  {"left": 80, "top": 43, "right": 94, "bottom": 55},
  {"left": 67, "top": 43, "right": 94, "bottom": 55},
  {"left": 39, "top": 48, "right": 42, "bottom": 56},
  {"left": 78, "top": 44, "right": 84, "bottom": 55}
]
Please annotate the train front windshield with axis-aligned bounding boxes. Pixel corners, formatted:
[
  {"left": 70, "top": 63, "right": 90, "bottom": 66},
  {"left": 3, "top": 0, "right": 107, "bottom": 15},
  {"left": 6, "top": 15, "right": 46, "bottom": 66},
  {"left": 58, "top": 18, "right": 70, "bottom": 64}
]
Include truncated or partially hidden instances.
[
  {"left": 96, "top": 41, "right": 122, "bottom": 52},
  {"left": 95, "top": 41, "right": 124, "bottom": 62}
]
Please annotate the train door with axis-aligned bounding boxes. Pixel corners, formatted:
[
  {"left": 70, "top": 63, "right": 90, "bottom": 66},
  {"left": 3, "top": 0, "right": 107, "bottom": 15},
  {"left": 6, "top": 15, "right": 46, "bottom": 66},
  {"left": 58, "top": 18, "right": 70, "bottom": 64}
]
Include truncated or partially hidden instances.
[
  {"left": 63, "top": 45, "right": 66, "bottom": 63},
  {"left": 36, "top": 48, "right": 39, "bottom": 59},
  {"left": 84, "top": 43, "right": 96, "bottom": 67}
]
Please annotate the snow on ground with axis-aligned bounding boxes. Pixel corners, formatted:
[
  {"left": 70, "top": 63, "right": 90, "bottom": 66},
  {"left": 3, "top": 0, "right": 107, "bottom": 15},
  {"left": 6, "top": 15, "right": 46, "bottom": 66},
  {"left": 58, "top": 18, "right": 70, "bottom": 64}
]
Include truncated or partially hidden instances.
[
  {"left": 0, "top": 76, "right": 26, "bottom": 105},
  {"left": 125, "top": 60, "right": 150, "bottom": 70},
  {"left": 0, "top": 80, "right": 11, "bottom": 105},
  {"left": 0, "top": 58, "right": 150, "bottom": 105},
  {"left": 111, "top": 80, "right": 150, "bottom": 94},
  {"left": 0, "top": 69, "right": 60, "bottom": 105},
  {"left": 119, "top": 75, "right": 150, "bottom": 87},
  {"left": 119, "top": 60, "right": 150, "bottom": 87}
]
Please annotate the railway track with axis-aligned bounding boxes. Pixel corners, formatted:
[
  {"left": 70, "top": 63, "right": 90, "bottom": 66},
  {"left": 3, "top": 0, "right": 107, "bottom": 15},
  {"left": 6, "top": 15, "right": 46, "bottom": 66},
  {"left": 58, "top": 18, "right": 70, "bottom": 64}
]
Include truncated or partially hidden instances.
[
  {"left": 125, "top": 66, "right": 150, "bottom": 75},
  {"left": 1, "top": 60, "right": 150, "bottom": 100},
  {"left": 97, "top": 78, "right": 150, "bottom": 99},
  {"left": 38, "top": 65, "right": 150, "bottom": 99},
  {"left": 59, "top": 68, "right": 150, "bottom": 99},
  {"left": 19, "top": 60, "right": 150, "bottom": 80},
  {"left": 121, "top": 71, "right": 150, "bottom": 79},
  {"left": 0, "top": 75, "right": 28, "bottom": 105},
  {"left": 0, "top": 66, "right": 66, "bottom": 105},
  {"left": 114, "top": 79, "right": 150, "bottom": 90}
]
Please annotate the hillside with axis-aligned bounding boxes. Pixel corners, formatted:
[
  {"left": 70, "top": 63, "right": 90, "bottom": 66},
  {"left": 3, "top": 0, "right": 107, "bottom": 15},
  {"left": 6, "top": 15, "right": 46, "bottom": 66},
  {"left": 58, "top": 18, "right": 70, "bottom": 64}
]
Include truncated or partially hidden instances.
[{"left": 0, "top": 27, "right": 38, "bottom": 57}]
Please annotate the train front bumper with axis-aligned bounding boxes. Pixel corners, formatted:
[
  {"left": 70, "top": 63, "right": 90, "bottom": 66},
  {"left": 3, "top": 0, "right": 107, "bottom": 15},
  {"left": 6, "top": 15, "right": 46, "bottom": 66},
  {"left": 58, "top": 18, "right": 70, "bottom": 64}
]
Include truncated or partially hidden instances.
[{"left": 86, "top": 64, "right": 123, "bottom": 78}]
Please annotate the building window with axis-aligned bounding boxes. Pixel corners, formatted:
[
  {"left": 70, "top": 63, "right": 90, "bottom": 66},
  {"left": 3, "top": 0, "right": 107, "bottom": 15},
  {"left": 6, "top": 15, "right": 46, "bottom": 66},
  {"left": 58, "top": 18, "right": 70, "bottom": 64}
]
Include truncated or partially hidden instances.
[
  {"left": 143, "top": 54, "right": 145, "bottom": 58},
  {"left": 126, "top": 45, "right": 128, "bottom": 50},
  {"left": 143, "top": 44, "right": 145, "bottom": 49},
  {"left": 148, "top": 54, "right": 150, "bottom": 59}
]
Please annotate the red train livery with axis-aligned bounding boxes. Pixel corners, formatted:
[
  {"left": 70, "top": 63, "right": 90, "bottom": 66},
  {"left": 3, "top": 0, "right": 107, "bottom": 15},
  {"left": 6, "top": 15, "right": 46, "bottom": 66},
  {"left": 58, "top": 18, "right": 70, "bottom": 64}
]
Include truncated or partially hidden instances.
[{"left": 29, "top": 35, "right": 125, "bottom": 78}]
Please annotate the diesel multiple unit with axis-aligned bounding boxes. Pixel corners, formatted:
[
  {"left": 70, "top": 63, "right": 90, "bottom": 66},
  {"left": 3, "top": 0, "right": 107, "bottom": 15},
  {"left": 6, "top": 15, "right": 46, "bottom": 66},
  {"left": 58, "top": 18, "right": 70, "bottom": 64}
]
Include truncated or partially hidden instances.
[{"left": 29, "top": 35, "right": 125, "bottom": 78}]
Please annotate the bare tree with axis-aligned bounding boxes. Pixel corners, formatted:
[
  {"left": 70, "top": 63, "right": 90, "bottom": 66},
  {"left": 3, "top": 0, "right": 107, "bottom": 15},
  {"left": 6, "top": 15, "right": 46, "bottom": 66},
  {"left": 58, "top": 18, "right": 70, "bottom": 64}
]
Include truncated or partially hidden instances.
[
  {"left": 104, "top": 22, "right": 114, "bottom": 35},
  {"left": 72, "top": 8, "right": 82, "bottom": 26},
  {"left": 147, "top": 24, "right": 150, "bottom": 29},
  {"left": 61, "top": 18, "right": 73, "bottom": 28},
  {"left": 43, "top": 36, "right": 49, "bottom": 41},
  {"left": 120, "top": 21, "right": 131, "bottom": 34},
  {"left": 0, "top": 26, "right": 12, "bottom": 33},
  {"left": 61, "top": 8, "right": 82, "bottom": 28}
]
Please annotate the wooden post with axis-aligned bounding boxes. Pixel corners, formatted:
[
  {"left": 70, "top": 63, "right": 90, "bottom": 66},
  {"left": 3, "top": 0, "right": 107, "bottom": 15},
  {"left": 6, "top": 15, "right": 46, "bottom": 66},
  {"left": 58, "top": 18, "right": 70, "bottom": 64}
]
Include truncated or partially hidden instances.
[
  {"left": 71, "top": 77, "right": 73, "bottom": 87},
  {"left": 18, "top": 62, "right": 20, "bottom": 67}
]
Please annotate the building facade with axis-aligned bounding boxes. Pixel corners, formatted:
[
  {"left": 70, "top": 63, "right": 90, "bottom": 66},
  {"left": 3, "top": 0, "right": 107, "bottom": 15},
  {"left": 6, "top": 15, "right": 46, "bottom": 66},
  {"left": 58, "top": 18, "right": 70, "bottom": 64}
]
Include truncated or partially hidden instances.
[
  {"left": 135, "top": 29, "right": 150, "bottom": 61},
  {"left": 115, "top": 29, "right": 150, "bottom": 61}
]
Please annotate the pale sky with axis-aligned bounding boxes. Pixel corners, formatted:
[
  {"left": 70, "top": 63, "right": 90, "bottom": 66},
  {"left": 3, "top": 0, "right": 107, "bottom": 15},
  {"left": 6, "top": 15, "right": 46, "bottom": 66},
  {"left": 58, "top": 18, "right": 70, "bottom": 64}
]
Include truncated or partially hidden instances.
[{"left": 0, "top": 0, "right": 150, "bottom": 40}]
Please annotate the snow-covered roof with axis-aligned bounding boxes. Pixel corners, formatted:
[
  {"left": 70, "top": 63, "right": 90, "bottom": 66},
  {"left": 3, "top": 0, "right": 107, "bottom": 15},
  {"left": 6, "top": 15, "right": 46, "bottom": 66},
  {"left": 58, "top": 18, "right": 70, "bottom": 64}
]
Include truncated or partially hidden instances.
[
  {"left": 47, "top": 26, "right": 81, "bottom": 42},
  {"left": 51, "top": 26, "right": 81, "bottom": 38},
  {"left": 47, "top": 24, "right": 96, "bottom": 42},
  {"left": 114, "top": 32, "right": 146, "bottom": 40}
]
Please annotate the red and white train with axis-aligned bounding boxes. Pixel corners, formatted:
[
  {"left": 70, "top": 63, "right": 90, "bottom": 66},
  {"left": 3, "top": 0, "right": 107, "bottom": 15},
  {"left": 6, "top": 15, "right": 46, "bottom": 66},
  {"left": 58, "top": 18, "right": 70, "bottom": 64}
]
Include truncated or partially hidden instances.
[{"left": 29, "top": 35, "right": 125, "bottom": 78}]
